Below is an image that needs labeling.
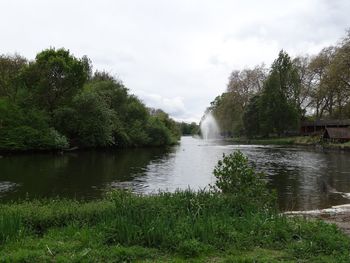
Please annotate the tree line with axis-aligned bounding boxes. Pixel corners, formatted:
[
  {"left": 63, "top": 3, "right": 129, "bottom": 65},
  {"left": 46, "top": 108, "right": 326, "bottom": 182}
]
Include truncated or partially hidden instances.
[
  {"left": 0, "top": 48, "right": 183, "bottom": 151},
  {"left": 178, "top": 122, "right": 199, "bottom": 136},
  {"left": 208, "top": 30, "right": 350, "bottom": 138}
]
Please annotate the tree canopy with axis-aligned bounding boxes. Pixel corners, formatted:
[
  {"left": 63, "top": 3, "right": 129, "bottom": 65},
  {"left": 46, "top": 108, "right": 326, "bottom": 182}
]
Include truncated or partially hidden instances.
[
  {"left": 207, "top": 30, "right": 350, "bottom": 138},
  {"left": 0, "top": 48, "right": 181, "bottom": 151}
]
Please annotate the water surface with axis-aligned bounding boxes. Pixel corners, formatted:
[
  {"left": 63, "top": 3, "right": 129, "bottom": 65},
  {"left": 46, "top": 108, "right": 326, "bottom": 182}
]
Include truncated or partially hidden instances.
[{"left": 1, "top": 136, "right": 350, "bottom": 210}]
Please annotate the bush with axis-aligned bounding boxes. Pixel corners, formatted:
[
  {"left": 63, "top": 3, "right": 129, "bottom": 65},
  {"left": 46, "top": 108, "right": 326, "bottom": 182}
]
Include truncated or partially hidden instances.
[
  {"left": 70, "top": 91, "right": 115, "bottom": 147},
  {"left": 211, "top": 151, "right": 274, "bottom": 209},
  {"left": 126, "top": 120, "right": 150, "bottom": 146},
  {"left": 0, "top": 99, "right": 68, "bottom": 151},
  {"left": 146, "top": 117, "right": 172, "bottom": 146},
  {"left": 0, "top": 52, "right": 181, "bottom": 151}
]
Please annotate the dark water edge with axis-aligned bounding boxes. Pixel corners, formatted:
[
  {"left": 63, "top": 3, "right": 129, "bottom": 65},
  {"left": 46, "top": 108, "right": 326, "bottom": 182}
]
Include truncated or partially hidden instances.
[
  {"left": 227, "top": 136, "right": 350, "bottom": 153},
  {"left": 1, "top": 136, "right": 350, "bottom": 211},
  {"left": 0, "top": 147, "right": 171, "bottom": 201},
  {"left": 0, "top": 143, "right": 177, "bottom": 157}
]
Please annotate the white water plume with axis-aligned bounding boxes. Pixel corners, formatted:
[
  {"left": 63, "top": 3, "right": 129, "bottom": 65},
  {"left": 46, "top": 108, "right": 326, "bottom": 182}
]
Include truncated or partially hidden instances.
[{"left": 200, "top": 112, "right": 220, "bottom": 140}]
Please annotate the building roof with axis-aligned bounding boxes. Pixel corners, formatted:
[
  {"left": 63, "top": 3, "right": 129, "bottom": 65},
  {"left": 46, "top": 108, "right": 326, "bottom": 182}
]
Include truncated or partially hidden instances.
[
  {"left": 302, "top": 119, "right": 350, "bottom": 127},
  {"left": 324, "top": 127, "right": 350, "bottom": 139}
]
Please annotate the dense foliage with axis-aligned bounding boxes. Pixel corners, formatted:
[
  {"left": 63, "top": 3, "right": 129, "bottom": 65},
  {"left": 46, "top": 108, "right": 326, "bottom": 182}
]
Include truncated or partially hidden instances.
[
  {"left": 0, "top": 48, "right": 180, "bottom": 151},
  {"left": 208, "top": 30, "right": 350, "bottom": 138},
  {"left": 211, "top": 151, "right": 274, "bottom": 209},
  {"left": 1, "top": 153, "right": 349, "bottom": 261},
  {"left": 178, "top": 121, "right": 199, "bottom": 135}
]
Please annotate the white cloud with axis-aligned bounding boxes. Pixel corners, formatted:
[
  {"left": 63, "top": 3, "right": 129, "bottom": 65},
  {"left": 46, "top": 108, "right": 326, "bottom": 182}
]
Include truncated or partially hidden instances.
[
  {"left": 138, "top": 91, "right": 186, "bottom": 117},
  {"left": 0, "top": 0, "right": 348, "bottom": 123}
]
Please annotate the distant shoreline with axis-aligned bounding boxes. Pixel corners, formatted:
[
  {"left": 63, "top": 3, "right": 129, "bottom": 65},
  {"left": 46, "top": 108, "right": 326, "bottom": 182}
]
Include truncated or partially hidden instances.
[
  {"left": 0, "top": 143, "right": 176, "bottom": 157},
  {"left": 226, "top": 136, "right": 350, "bottom": 152}
]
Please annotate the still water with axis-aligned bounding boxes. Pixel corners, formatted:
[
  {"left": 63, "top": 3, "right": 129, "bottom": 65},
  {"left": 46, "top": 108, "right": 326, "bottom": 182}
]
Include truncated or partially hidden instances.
[{"left": 1, "top": 136, "right": 350, "bottom": 211}]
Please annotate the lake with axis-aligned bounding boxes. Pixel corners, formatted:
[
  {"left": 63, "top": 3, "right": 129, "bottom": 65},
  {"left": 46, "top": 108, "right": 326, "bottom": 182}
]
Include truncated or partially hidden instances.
[{"left": 1, "top": 136, "right": 350, "bottom": 211}]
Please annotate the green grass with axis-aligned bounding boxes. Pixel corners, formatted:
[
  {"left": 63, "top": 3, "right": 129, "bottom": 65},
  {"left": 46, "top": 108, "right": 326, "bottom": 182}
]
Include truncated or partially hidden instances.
[
  {"left": 229, "top": 136, "right": 350, "bottom": 154},
  {"left": 229, "top": 136, "right": 321, "bottom": 146},
  {"left": 0, "top": 211, "right": 23, "bottom": 244},
  {"left": 1, "top": 190, "right": 349, "bottom": 262},
  {"left": 327, "top": 140, "right": 350, "bottom": 150}
]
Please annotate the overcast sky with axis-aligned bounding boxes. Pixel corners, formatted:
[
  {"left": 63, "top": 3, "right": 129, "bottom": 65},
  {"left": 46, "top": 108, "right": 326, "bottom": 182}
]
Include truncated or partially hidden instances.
[{"left": 0, "top": 0, "right": 349, "bottom": 122}]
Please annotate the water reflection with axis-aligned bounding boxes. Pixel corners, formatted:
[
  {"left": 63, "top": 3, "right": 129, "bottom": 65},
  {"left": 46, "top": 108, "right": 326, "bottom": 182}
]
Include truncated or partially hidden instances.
[
  {"left": 0, "top": 147, "right": 171, "bottom": 200},
  {"left": 1, "top": 137, "right": 350, "bottom": 211}
]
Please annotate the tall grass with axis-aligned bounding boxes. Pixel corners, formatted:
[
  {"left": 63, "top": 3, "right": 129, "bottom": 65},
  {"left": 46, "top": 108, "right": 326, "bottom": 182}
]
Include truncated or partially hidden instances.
[
  {"left": 1, "top": 151, "right": 350, "bottom": 261},
  {"left": 1, "top": 198, "right": 115, "bottom": 234},
  {"left": 0, "top": 211, "right": 23, "bottom": 244},
  {"left": 1, "top": 190, "right": 349, "bottom": 261},
  {"left": 104, "top": 190, "right": 261, "bottom": 250}
]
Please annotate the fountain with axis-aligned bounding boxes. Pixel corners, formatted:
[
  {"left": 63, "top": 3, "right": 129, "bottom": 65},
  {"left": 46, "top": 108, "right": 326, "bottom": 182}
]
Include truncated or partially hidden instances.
[{"left": 200, "top": 112, "right": 220, "bottom": 140}]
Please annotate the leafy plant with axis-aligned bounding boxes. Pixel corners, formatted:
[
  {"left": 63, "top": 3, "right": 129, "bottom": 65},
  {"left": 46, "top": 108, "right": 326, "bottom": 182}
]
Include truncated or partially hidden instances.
[{"left": 211, "top": 151, "right": 274, "bottom": 209}]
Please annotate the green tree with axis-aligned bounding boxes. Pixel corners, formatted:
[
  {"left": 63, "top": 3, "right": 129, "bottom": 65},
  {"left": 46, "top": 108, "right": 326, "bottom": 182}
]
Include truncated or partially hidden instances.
[
  {"left": 147, "top": 117, "right": 172, "bottom": 146},
  {"left": 259, "top": 72, "right": 299, "bottom": 136},
  {"left": 22, "top": 48, "right": 88, "bottom": 113},
  {"left": 213, "top": 92, "right": 245, "bottom": 136},
  {"left": 271, "top": 50, "right": 301, "bottom": 107},
  {"left": 209, "top": 65, "right": 267, "bottom": 137},
  {"left": 253, "top": 51, "right": 301, "bottom": 136},
  {"left": 211, "top": 151, "right": 273, "bottom": 208},
  {"left": 150, "top": 109, "right": 181, "bottom": 140},
  {"left": 326, "top": 32, "right": 350, "bottom": 118},
  {"left": 227, "top": 65, "right": 266, "bottom": 106},
  {"left": 307, "top": 47, "right": 336, "bottom": 118},
  {"left": 0, "top": 54, "right": 27, "bottom": 101},
  {"left": 0, "top": 98, "right": 68, "bottom": 150},
  {"left": 179, "top": 122, "right": 199, "bottom": 135},
  {"left": 243, "top": 95, "right": 261, "bottom": 138},
  {"left": 0, "top": 49, "right": 180, "bottom": 152},
  {"left": 70, "top": 91, "right": 115, "bottom": 147}
]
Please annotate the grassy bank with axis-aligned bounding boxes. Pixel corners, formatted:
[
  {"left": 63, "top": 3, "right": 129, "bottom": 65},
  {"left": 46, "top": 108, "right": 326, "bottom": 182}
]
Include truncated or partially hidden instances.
[
  {"left": 327, "top": 141, "right": 350, "bottom": 151},
  {"left": 1, "top": 192, "right": 350, "bottom": 261},
  {"left": 229, "top": 136, "right": 350, "bottom": 150},
  {"left": 1, "top": 152, "right": 350, "bottom": 262},
  {"left": 228, "top": 136, "right": 319, "bottom": 146}
]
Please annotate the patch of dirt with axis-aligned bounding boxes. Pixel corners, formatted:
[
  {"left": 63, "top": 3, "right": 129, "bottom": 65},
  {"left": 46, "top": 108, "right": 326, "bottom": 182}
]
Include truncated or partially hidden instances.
[{"left": 285, "top": 204, "right": 350, "bottom": 236}]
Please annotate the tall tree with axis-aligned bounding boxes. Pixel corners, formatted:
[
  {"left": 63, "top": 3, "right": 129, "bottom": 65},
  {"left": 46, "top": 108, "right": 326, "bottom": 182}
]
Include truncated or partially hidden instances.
[
  {"left": 227, "top": 65, "right": 266, "bottom": 107},
  {"left": 327, "top": 32, "right": 350, "bottom": 118},
  {"left": 0, "top": 54, "right": 27, "bottom": 101},
  {"left": 308, "top": 47, "right": 336, "bottom": 118},
  {"left": 271, "top": 50, "right": 301, "bottom": 108},
  {"left": 246, "top": 51, "right": 301, "bottom": 136},
  {"left": 210, "top": 65, "right": 267, "bottom": 136},
  {"left": 243, "top": 94, "right": 261, "bottom": 138},
  {"left": 213, "top": 92, "right": 245, "bottom": 136},
  {"left": 259, "top": 72, "right": 299, "bottom": 136},
  {"left": 293, "top": 55, "right": 316, "bottom": 117},
  {"left": 22, "top": 48, "right": 88, "bottom": 113}
]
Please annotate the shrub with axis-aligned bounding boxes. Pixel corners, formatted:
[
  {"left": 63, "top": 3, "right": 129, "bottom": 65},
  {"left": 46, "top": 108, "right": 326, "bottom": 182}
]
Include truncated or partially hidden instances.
[
  {"left": 146, "top": 117, "right": 172, "bottom": 146},
  {"left": 70, "top": 91, "right": 115, "bottom": 147},
  {"left": 211, "top": 151, "right": 275, "bottom": 209},
  {"left": 0, "top": 99, "right": 68, "bottom": 151}
]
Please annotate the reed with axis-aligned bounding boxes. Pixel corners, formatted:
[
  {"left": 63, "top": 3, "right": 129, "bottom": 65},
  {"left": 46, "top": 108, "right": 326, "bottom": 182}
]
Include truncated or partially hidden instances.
[
  {"left": 1, "top": 152, "right": 350, "bottom": 261},
  {"left": 0, "top": 211, "right": 23, "bottom": 244},
  {"left": 1, "top": 191, "right": 349, "bottom": 261}
]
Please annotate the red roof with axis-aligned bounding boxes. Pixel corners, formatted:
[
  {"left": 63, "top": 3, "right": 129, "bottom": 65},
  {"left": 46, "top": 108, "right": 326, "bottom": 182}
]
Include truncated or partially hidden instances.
[{"left": 324, "top": 127, "right": 350, "bottom": 139}]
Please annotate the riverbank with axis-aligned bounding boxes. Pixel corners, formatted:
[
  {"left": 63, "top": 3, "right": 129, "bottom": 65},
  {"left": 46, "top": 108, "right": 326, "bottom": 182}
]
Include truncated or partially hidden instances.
[
  {"left": 0, "top": 142, "right": 177, "bottom": 157},
  {"left": 285, "top": 204, "right": 350, "bottom": 237},
  {"left": 228, "top": 136, "right": 350, "bottom": 151},
  {"left": 1, "top": 190, "right": 350, "bottom": 262}
]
